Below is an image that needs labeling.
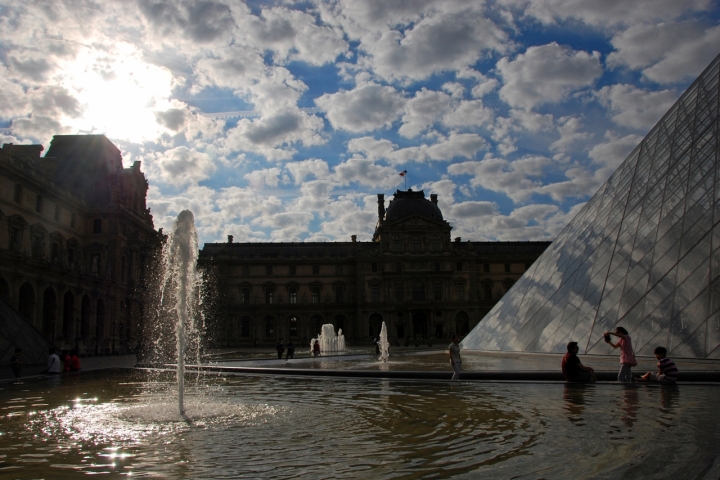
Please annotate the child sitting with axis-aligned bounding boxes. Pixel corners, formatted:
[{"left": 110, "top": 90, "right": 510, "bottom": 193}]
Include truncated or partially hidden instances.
[{"left": 637, "top": 346, "right": 678, "bottom": 383}]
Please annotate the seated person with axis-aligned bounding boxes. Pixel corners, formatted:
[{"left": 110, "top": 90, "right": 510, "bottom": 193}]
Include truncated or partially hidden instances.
[
  {"left": 562, "top": 342, "right": 597, "bottom": 383},
  {"left": 637, "top": 347, "right": 678, "bottom": 383}
]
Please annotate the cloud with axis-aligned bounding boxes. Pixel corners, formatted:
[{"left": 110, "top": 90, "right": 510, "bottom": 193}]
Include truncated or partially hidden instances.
[
  {"left": 286, "top": 159, "right": 331, "bottom": 184},
  {"left": 596, "top": 84, "right": 678, "bottom": 130},
  {"left": 156, "top": 108, "right": 187, "bottom": 131},
  {"left": 244, "top": 167, "right": 282, "bottom": 189},
  {"left": 334, "top": 157, "right": 404, "bottom": 189},
  {"left": 549, "top": 116, "right": 590, "bottom": 158},
  {"left": 451, "top": 201, "right": 498, "bottom": 218},
  {"left": 239, "top": 7, "right": 348, "bottom": 66},
  {"left": 399, "top": 89, "right": 453, "bottom": 138},
  {"left": 588, "top": 132, "right": 644, "bottom": 170},
  {"left": 448, "top": 155, "right": 552, "bottom": 202},
  {"left": 502, "top": 0, "right": 710, "bottom": 28},
  {"left": 150, "top": 146, "right": 216, "bottom": 186},
  {"left": 138, "top": 0, "right": 237, "bottom": 45},
  {"left": 497, "top": 43, "right": 603, "bottom": 110},
  {"left": 608, "top": 22, "right": 720, "bottom": 84},
  {"left": 316, "top": 83, "right": 405, "bottom": 133},
  {"left": 319, "top": 1, "right": 511, "bottom": 82},
  {"left": 223, "top": 110, "right": 326, "bottom": 161}
]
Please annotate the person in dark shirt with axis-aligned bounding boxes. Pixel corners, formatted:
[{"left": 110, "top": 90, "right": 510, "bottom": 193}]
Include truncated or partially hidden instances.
[
  {"left": 637, "top": 346, "right": 678, "bottom": 383},
  {"left": 286, "top": 340, "right": 295, "bottom": 360},
  {"left": 561, "top": 342, "right": 596, "bottom": 383},
  {"left": 9, "top": 348, "right": 22, "bottom": 378},
  {"left": 276, "top": 340, "right": 285, "bottom": 359}
]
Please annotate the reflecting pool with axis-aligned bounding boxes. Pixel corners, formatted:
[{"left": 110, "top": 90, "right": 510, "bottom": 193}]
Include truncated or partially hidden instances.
[{"left": 1, "top": 371, "right": 719, "bottom": 478}]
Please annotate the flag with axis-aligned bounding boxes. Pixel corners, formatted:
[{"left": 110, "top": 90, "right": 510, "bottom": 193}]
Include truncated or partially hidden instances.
[{"left": 399, "top": 170, "right": 407, "bottom": 177}]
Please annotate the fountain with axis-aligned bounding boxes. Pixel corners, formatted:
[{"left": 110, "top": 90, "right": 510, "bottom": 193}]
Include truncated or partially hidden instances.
[
  {"left": 157, "top": 210, "right": 203, "bottom": 415},
  {"left": 377, "top": 321, "right": 390, "bottom": 362},
  {"left": 311, "top": 324, "right": 346, "bottom": 355}
]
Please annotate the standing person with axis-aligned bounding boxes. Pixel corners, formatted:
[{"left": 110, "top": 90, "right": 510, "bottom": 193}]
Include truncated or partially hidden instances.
[
  {"left": 313, "top": 339, "right": 320, "bottom": 357},
  {"left": 47, "top": 348, "right": 61, "bottom": 374},
  {"left": 276, "top": 340, "right": 285, "bottom": 359},
  {"left": 69, "top": 350, "right": 81, "bottom": 372},
  {"left": 561, "top": 342, "right": 597, "bottom": 383},
  {"left": 605, "top": 327, "right": 637, "bottom": 382},
  {"left": 9, "top": 348, "right": 22, "bottom": 378},
  {"left": 286, "top": 339, "right": 295, "bottom": 360},
  {"left": 448, "top": 335, "right": 462, "bottom": 381},
  {"left": 637, "top": 347, "right": 678, "bottom": 383}
]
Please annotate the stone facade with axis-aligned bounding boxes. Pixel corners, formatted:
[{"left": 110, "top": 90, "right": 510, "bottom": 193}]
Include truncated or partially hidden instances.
[
  {"left": 0, "top": 135, "right": 162, "bottom": 355},
  {"left": 201, "top": 189, "right": 550, "bottom": 347}
]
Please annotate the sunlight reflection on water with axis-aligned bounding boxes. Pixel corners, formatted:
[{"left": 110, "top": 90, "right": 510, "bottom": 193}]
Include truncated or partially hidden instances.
[{"left": 1, "top": 371, "right": 719, "bottom": 478}]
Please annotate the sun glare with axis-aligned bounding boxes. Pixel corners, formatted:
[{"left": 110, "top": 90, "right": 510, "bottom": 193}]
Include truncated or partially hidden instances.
[{"left": 60, "top": 42, "right": 177, "bottom": 143}]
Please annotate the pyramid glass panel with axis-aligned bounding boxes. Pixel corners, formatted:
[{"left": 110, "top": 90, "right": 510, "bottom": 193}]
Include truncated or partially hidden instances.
[{"left": 462, "top": 52, "right": 720, "bottom": 359}]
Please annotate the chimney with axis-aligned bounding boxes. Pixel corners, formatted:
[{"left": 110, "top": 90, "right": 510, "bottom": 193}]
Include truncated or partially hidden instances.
[
  {"left": 377, "top": 194, "right": 385, "bottom": 222},
  {"left": 351, "top": 235, "right": 357, "bottom": 242},
  {"left": 454, "top": 237, "right": 461, "bottom": 243},
  {"left": 430, "top": 194, "right": 438, "bottom": 204},
  {"left": 227, "top": 235, "right": 234, "bottom": 243}
]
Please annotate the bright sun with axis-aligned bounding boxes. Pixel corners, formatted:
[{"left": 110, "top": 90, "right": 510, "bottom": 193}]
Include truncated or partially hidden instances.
[{"left": 59, "top": 42, "right": 177, "bottom": 143}]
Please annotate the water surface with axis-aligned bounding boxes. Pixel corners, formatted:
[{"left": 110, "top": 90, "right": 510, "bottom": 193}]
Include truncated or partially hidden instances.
[{"left": 1, "top": 371, "right": 719, "bottom": 478}]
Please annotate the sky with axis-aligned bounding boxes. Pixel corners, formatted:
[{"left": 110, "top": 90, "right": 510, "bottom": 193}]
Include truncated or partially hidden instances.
[{"left": 1, "top": 0, "right": 720, "bottom": 247}]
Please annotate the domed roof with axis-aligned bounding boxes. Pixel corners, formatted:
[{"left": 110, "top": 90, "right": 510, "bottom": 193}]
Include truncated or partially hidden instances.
[{"left": 384, "top": 189, "right": 443, "bottom": 222}]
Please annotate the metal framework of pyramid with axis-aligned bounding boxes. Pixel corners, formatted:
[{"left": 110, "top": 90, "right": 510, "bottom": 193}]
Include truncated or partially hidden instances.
[
  {"left": 0, "top": 296, "right": 56, "bottom": 366},
  {"left": 462, "top": 53, "right": 720, "bottom": 359}
]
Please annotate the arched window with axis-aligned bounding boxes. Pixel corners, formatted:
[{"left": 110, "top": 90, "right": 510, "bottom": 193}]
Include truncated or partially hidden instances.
[{"left": 289, "top": 316, "right": 298, "bottom": 337}]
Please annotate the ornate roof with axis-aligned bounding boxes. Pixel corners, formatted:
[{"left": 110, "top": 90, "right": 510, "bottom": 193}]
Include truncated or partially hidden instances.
[{"left": 384, "top": 189, "right": 443, "bottom": 223}]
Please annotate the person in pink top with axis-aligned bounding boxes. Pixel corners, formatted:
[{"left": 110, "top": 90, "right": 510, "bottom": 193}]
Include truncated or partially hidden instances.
[{"left": 605, "top": 327, "right": 637, "bottom": 382}]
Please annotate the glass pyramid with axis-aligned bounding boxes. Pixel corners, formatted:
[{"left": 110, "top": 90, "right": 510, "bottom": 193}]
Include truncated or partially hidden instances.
[{"left": 462, "top": 52, "right": 720, "bottom": 359}]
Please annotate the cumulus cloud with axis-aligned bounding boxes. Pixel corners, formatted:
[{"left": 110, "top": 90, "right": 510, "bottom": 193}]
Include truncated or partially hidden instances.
[
  {"left": 286, "top": 159, "right": 331, "bottom": 184},
  {"left": 502, "top": 0, "right": 710, "bottom": 28},
  {"left": 238, "top": 7, "right": 348, "bottom": 66},
  {"left": 588, "top": 133, "right": 643, "bottom": 170},
  {"left": 497, "top": 43, "right": 603, "bottom": 110},
  {"left": 448, "top": 155, "right": 551, "bottom": 202},
  {"left": 223, "top": 110, "right": 326, "bottom": 161},
  {"left": 550, "top": 116, "right": 590, "bottom": 159},
  {"left": 316, "top": 83, "right": 405, "bottom": 133},
  {"left": 399, "top": 89, "right": 453, "bottom": 138},
  {"left": 151, "top": 146, "right": 216, "bottom": 186},
  {"left": 334, "top": 157, "right": 404, "bottom": 189},
  {"left": 244, "top": 167, "right": 282, "bottom": 189},
  {"left": 319, "top": 1, "right": 511, "bottom": 82},
  {"left": 608, "top": 22, "right": 720, "bottom": 84},
  {"left": 596, "top": 84, "right": 678, "bottom": 130}
]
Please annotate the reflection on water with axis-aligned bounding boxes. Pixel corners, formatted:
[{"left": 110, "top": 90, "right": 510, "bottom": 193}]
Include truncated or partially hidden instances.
[{"left": 1, "top": 372, "right": 719, "bottom": 478}]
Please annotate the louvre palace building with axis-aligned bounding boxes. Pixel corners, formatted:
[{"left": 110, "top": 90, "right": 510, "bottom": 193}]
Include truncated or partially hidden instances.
[
  {"left": 0, "top": 135, "right": 162, "bottom": 358},
  {"left": 200, "top": 190, "right": 550, "bottom": 347}
]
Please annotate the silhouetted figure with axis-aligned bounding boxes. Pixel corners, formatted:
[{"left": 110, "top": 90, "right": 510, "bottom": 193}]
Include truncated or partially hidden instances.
[
  {"left": 47, "top": 348, "right": 61, "bottom": 374},
  {"left": 276, "top": 340, "right": 285, "bottom": 359},
  {"left": 561, "top": 342, "right": 596, "bottom": 383},
  {"left": 69, "top": 350, "right": 81, "bottom": 372},
  {"left": 286, "top": 340, "right": 295, "bottom": 360},
  {"left": 448, "top": 335, "right": 462, "bottom": 381},
  {"left": 313, "top": 340, "right": 320, "bottom": 357},
  {"left": 637, "top": 346, "right": 678, "bottom": 383},
  {"left": 10, "top": 348, "right": 22, "bottom": 378},
  {"left": 605, "top": 327, "right": 636, "bottom": 382}
]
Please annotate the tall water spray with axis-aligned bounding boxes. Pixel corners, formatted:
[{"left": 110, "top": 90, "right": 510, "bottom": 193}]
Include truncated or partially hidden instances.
[
  {"left": 159, "top": 210, "right": 202, "bottom": 415},
  {"left": 377, "top": 321, "right": 390, "bottom": 362}
]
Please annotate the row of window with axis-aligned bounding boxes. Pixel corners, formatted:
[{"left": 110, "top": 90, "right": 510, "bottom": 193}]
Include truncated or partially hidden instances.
[
  {"left": 241, "top": 262, "right": 525, "bottom": 277},
  {"left": 390, "top": 234, "right": 443, "bottom": 252}
]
